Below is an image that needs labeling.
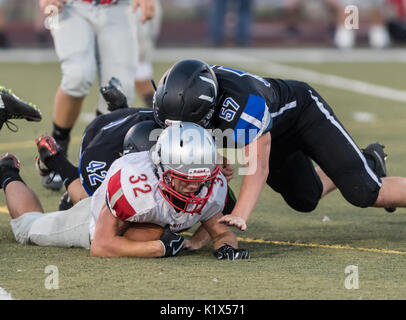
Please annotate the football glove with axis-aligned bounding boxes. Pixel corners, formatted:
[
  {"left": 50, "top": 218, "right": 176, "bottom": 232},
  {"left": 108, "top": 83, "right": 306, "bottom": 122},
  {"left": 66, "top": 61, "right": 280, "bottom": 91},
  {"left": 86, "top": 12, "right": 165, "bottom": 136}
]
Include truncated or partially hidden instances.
[
  {"left": 213, "top": 244, "right": 250, "bottom": 261},
  {"left": 159, "top": 225, "right": 184, "bottom": 257}
]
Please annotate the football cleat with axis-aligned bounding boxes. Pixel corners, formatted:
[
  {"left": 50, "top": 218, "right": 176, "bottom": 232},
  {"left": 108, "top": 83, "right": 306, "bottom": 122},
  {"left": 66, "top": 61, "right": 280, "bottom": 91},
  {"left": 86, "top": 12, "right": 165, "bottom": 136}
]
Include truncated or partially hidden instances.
[
  {"left": 362, "top": 142, "right": 396, "bottom": 213},
  {"left": 100, "top": 77, "right": 128, "bottom": 112},
  {"left": 35, "top": 135, "right": 63, "bottom": 191},
  {"left": 0, "top": 87, "right": 42, "bottom": 131},
  {"left": 0, "top": 153, "right": 20, "bottom": 172}
]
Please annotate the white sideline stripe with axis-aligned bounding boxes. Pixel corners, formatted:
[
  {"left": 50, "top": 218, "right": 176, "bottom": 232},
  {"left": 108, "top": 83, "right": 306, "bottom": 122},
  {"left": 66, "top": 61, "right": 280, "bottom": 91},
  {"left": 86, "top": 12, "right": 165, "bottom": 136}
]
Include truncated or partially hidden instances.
[
  {"left": 220, "top": 52, "right": 406, "bottom": 104},
  {"left": 2, "top": 48, "right": 406, "bottom": 63},
  {"left": 1, "top": 48, "right": 405, "bottom": 103},
  {"left": 309, "top": 91, "right": 382, "bottom": 187},
  {"left": 0, "top": 286, "right": 13, "bottom": 300}
]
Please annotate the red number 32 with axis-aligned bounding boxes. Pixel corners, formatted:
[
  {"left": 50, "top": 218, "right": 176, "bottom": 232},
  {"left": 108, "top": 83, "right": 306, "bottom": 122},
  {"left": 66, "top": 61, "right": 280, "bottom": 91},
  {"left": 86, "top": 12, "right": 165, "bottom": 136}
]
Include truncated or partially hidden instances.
[{"left": 129, "top": 174, "right": 152, "bottom": 197}]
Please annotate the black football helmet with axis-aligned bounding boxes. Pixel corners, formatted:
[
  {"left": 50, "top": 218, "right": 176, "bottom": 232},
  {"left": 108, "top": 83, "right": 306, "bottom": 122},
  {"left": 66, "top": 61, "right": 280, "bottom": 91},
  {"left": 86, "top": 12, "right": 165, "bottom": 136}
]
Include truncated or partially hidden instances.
[
  {"left": 153, "top": 59, "right": 219, "bottom": 128},
  {"left": 122, "top": 120, "right": 162, "bottom": 155}
]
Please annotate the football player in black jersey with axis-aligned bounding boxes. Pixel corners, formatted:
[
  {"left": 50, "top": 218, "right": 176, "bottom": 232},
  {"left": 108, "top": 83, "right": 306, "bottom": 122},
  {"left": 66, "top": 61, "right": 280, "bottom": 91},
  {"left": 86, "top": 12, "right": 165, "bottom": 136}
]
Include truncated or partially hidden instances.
[
  {"left": 153, "top": 59, "right": 406, "bottom": 231},
  {"left": 35, "top": 105, "right": 237, "bottom": 218}
]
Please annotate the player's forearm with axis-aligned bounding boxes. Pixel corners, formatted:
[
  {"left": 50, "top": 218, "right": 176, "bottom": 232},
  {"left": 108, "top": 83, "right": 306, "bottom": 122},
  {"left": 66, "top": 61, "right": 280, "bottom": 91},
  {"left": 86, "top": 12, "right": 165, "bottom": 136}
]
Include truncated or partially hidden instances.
[
  {"left": 211, "top": 230, "right": 238, "bottom": 251},
  {"left": 232, "top": 164, "right": 269, "bottom": 221},
  {"left": 232, "top": 132, "right": 271, "bottom": 221},
  {"left": 185, "top": 224, "right": 211, "bottom": 251},
  {"left": 90, "top": 236, "right": 164, "bottom": 258}
]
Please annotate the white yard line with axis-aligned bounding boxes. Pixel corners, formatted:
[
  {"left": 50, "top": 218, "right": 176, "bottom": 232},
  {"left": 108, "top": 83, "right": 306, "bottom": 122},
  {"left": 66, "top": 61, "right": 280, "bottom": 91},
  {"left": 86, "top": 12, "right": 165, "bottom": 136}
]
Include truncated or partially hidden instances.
[
  {"left": 1, "top": 48, "right": 405, "bottom": 103},
  {"left": 1, "top": 48, "right": 406, "bottom": 63}
]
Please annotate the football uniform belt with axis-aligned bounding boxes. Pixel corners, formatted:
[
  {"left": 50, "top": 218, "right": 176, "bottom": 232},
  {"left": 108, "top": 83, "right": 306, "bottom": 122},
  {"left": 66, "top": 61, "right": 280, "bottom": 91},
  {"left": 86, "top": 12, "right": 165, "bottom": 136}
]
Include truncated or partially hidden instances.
[{"left": 80, "top": 0, "right": 119, "bottom": 5}]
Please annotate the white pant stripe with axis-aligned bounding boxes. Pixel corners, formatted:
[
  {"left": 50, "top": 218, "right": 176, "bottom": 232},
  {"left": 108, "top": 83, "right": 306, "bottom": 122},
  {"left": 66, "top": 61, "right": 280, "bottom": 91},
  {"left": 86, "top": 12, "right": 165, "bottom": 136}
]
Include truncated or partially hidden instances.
[{"left": 308, "top": 90, "right": 382, "bottom": 187}]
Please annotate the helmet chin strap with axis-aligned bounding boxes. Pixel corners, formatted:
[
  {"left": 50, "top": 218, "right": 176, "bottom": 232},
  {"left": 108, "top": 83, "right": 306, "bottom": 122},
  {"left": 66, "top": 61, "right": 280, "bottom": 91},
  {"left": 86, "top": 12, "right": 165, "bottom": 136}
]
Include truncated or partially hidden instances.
[{"left": 165, "top": 119, "right": 182, "bottom": 126}]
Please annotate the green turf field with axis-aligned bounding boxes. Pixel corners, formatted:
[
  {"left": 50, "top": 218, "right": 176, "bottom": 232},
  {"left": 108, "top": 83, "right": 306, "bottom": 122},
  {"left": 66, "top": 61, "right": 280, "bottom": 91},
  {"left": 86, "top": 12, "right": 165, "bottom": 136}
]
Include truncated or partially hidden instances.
[{"left": 0, "top": 53, "right": 405, "bottom": 300}]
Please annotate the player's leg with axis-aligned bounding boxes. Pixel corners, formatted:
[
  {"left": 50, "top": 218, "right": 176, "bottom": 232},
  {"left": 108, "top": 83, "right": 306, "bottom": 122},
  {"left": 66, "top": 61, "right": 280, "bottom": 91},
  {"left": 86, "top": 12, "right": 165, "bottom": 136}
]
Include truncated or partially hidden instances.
[
  {"left": 50, "top": 2, "right": 97, "bottom": 155},
  {"left": 294, "top": 82, "right": 383, "bottom": 208},
  {"left": 95, "top": 2, "right": 138, "bottom": 114},
  {"left": 134, "top": 0, "right": 162, "bottom": 108},
  {"left": 35, "top": 135, "right": 88, "bottom": 204},
  {"left": 0, "top": 154, "right": 43, "bottom": 219},
  {"left": 266, "top": 144, "right": 324, "bottom": 213}
]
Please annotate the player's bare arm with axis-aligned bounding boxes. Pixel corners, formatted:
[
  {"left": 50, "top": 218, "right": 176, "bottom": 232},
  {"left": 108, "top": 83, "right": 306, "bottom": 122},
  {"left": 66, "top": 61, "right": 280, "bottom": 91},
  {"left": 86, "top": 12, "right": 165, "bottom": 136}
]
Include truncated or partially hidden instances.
[
  {"left": 202, "top": 212, "right": 250, "bottom": 260},
  {"left": 39, "top": 0, "right": 67, "bottom": 15},
  {"left": 133, "top": 0, "right": 155, "bottom": 24},
  {"left": 219, "top": 132, "right": 271, "bottom": 231},
  {"left": 90, "top": 203, "right": 164, "bottom": 258},
  {"left": 202, "top": 213, "right": 238, "bottom": 249}
]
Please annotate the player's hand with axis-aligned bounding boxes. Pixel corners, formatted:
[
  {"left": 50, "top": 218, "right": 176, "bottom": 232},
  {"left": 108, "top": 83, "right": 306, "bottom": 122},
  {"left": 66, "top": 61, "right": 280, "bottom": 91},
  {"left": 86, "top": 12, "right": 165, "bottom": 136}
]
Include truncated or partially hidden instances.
[
  {"left": 218, "top": 214, "right": 247, "bottom": 231},
  {"left": 159, "top": 225, "right": 184, "bottom": 257},
  {"left": 218, "top": 155, "right": 234, "bottom": 183},
  {"left": 39, "top": 0, "right": 66, "bottom": 16},
  {"left": 213, "top": 244, "right": 250, "bottom": 261},
  {"left": 133, "top": 0, "right": 155, "bottom": 24}
]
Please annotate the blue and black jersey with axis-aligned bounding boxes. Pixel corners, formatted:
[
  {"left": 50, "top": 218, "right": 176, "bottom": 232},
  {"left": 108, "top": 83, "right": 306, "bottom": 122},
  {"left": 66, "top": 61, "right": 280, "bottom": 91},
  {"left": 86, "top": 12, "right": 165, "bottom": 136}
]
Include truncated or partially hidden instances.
[
  {"left": 79, "top": 108, "right": 155, "bottom": 196},
  {"left": 211, "top": 65, "right": 300, "bottom": 147}
]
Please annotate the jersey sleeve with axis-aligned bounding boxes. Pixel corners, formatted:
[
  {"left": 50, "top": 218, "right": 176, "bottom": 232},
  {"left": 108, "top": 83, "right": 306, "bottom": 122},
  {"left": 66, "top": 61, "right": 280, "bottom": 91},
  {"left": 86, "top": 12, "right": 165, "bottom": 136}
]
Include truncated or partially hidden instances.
[
  {"left": 105, "top": 153, "right": 157, "bottom": 222},
  {"left": 212, "top": 65, "right": 273, "bottom": 148}
]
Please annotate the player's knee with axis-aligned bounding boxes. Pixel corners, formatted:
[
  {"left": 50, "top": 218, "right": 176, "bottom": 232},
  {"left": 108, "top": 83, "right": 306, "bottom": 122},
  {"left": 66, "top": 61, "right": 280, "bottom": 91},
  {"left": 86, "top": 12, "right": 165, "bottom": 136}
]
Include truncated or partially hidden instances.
[
  {"left": 337, "top": 175, "right": 380, "bottom": 208},
  {"left": 341, "top": 187, "right": 379, "bottom": 208},
  {"left": 61, "top": 64, "right": 95, "bottom": 97},
  {"left": 282, "top": 182, "right": 322, "bottom": 213},
  {"left": 285, "top": 196, "right": 320, "bottom": 213}
]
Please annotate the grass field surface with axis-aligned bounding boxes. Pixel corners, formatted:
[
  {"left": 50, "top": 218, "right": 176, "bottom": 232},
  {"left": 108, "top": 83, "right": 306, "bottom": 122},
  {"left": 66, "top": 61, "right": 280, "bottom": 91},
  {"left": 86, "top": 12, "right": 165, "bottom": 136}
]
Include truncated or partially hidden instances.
[{"left": 0, "top": 49, "right": 405, "bottom": 300}]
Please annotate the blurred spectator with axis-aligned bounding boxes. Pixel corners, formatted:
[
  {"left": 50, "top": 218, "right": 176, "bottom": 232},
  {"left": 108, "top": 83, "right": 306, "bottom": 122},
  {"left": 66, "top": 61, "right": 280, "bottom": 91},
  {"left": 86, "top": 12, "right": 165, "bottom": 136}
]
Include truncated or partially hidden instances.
[
  {"left": 209, "top": 0, "right": 254, "bottom": 47},
  {"left": 0, "top": 0, "right": 9, "bottom": 48},
  {"left": 33, "top": 2, "right": 49, "bottom": 48},
  {"left": 134, "top": 0, "right": 163, "bottom": 108},
  {"left": 386, "top": 0, "right": 406, "bottom": 42},
  {"left": 284, "top": 0, "right": 338, "bottom": 38},
  {"left": 333, "top": 0, "right": 391, "bottom": 49}
]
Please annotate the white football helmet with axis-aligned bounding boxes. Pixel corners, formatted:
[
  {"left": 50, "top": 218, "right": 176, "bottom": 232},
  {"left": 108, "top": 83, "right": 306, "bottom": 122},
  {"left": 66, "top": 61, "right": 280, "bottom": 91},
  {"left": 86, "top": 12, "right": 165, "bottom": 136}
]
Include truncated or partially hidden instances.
[{"left": 150, "top": 122, "right": 219, "bottom": 214}]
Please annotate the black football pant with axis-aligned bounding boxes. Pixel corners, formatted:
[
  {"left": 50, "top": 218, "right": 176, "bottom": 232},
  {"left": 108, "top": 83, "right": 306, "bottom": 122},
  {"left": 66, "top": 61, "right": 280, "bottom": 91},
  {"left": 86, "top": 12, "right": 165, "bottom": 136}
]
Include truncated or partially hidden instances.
[{"left": 266, "top": 80, "right": 382, "bottom": 212}]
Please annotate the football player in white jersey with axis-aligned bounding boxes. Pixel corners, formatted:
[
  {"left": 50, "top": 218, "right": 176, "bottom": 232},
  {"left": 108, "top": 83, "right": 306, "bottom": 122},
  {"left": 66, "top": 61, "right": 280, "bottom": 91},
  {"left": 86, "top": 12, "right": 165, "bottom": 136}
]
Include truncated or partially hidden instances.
[
  {"left": 38, "top": 0, "right": 155, "bottom": 191},
  {"left": 1, "top": 122, "right": 250, "bottom": 260}
]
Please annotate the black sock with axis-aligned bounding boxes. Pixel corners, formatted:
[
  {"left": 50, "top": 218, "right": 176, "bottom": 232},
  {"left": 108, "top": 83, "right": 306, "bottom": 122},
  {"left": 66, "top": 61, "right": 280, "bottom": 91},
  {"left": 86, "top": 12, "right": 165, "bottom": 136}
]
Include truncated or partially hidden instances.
[
  {"left": 52, "top": 123, "right": 71, "bottom": 141},
  {"left": 44, "top": 153, "right": 78, "bottom": 189},
  {"left": 0, "top": 168, "right": 25, "bottom": 190},
  {"left": 52, "top": 123, "right": 71, "bottom": 156}
]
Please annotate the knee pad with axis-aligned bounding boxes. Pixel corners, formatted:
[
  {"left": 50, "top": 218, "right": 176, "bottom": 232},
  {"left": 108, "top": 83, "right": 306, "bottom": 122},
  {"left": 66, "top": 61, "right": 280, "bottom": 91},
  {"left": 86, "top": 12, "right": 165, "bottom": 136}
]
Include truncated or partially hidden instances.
[{"left": 61, "top": 63, "right": 95, "bottom": 97}]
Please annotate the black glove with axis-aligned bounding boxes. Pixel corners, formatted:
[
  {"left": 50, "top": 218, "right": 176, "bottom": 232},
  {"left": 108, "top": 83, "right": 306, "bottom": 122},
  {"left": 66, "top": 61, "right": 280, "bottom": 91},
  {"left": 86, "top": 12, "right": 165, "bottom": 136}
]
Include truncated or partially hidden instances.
[
  {"left": 100, "top": 77, "right": 128, "bottom": 111},
  {"left": 159, "top": 225, "right": 185, "bottom": 257},
  {"left": 213, "top": 244, "right": 250, "bottom": 261}
]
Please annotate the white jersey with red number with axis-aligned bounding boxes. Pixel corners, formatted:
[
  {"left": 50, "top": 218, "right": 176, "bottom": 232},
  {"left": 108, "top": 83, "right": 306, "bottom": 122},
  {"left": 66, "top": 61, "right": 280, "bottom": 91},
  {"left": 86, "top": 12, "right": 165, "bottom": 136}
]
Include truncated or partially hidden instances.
[{"left": 89, "top": 152, "right": 227, "bottom": 240}]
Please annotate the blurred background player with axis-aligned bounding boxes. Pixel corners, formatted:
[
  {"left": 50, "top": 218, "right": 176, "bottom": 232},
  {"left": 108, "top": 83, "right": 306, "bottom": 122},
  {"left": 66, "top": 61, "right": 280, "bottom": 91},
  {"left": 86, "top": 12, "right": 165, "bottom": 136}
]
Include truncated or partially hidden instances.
[
  {"left": 134, "top": 0, "right": 162, "bottom": 108},
  {"left": 0, "top": 0, "right": 9, "bottom": 48},
  {"left": 333, "top": 0, "right": 391, "bottom": 49},
  {"left": 38, "top": 0, "right": 155, "bottom": 190},
  {"left": 209, "top": 0, "right": 254, "bottom": 47}
]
